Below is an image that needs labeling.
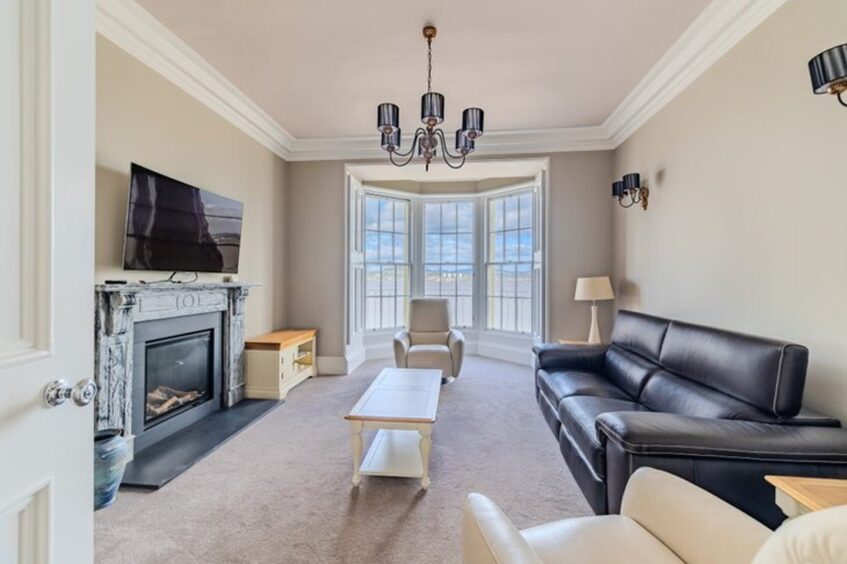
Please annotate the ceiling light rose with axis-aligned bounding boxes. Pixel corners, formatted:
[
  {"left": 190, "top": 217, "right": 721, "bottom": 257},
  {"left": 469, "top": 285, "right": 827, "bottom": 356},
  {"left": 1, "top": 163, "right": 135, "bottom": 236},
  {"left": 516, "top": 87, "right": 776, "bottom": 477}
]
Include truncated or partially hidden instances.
[{"left": 376, "top": 25, "right": 485, "bottom": 171}]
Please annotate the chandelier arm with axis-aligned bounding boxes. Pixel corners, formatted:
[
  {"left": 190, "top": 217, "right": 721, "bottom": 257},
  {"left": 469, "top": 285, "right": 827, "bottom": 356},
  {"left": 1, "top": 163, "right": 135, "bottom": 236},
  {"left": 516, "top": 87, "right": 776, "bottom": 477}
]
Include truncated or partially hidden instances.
[
  {"left": 390, "top": 128, "right": 425, "bottom": 158},
  {"left": 617, "top": 196, "right": 636, "bottom": 209},
  {"left": 839, "top": 91, "right": 847, "bottom": 108},
  {"left": 389, "top": 148, "right": 416, "bottom": 167},
  {"left": 440, "top": 149, "right": 467, "bottom": 170},
  {"left": 434, "top": 128, "right": 465, "bottom": 160}
]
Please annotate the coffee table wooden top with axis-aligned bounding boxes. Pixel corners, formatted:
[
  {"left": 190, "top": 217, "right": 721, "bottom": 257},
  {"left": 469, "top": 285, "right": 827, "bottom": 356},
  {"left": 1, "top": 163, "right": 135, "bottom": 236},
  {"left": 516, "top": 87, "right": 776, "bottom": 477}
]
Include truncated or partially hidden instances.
[
  {"left": 345, "top": 368, "right": 441, "bottom": 424},
  {"left": 765, "top": 475, "right": 847, "bottom": 512}
]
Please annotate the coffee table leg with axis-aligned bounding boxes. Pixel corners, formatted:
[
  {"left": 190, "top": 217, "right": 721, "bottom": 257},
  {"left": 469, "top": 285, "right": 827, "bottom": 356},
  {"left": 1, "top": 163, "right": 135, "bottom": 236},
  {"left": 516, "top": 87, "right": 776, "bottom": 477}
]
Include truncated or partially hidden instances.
[
  {"left": 349, "top": 421, "right": 363, "bottom": 487},
  {"left": 418, "top": 426, "right": 432, "bottom": 490}
]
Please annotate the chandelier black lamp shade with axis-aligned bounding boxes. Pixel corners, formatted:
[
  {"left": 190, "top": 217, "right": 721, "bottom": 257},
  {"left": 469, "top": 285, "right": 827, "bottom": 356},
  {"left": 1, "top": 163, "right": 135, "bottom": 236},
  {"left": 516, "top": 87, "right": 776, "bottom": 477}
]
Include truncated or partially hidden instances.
[
  {"left": 809, "top": 43, "right": 847, "bottom": 107},
  {"left": 378, "top": 103, "right": 400, "bottom": 135},
  {"left": 376, "top": 25, "right": 485, "bottom": 171},
  {"left": 613, "top": 173, "right": 649, "bottom": 210}
]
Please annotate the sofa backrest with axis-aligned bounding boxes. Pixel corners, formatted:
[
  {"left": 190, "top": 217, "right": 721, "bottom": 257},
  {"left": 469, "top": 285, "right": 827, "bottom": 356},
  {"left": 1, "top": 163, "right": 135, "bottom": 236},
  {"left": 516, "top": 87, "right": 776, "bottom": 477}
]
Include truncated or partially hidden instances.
[
  {"left": 658, "top": 320, "right": 808, "bottom": 418},
  {"left": 610, "top": 310, "right": 670, "bottom": 364}
]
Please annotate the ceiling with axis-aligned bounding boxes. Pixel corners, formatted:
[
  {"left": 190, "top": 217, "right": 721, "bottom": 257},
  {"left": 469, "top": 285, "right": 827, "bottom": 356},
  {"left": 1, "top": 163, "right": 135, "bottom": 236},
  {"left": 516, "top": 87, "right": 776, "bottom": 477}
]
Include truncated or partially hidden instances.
[{"left": 135, "top": 0, "right": 711, "bottom": 140}]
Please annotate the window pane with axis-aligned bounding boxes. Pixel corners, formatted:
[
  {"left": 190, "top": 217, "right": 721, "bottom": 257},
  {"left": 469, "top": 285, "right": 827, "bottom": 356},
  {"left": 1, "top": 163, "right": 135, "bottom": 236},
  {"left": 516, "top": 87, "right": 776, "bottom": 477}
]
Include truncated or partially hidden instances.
[
  {"left": 457, "top": 234, "right": 473, "bottom": 263},
  {"left": 491, "top": 233, "right": 504, "bottom": 262},
  {"left": 502, "top": 264, "right": 517, "bottom": 297},
  {"left": 517, "top": 298, "right": 532, "bottom": 334},
  {"left": 366, "top": 297, "right": 380, "bottom": 330},
  {"left": 381, "top": 266, "right": 396, "bottom": 297},
  {"left": 425, "top": 234, "right": 441, "bottom": 263},
  {"left": 396, "top": 296, "right": 407, "bottom": 327},
  {"left": 381, "top": 297, "right": 395, "bottom": 328},
  {"left": 379, "top": 232, "right": 393, "bottom": 261},
  {"left": 394, "top": 201, "right": 406, "bottom": 233},
  {"left": 379, "top": 199, "right": 394, "bottom": 231},
  {"left": 517, "top": 264, "right": 532, "bottom": 298},
  {"left": 457, "top": 202, "right": 474, "bottom": 232},
  {"left": 365, "top": 198, "right": 380, "bottom": 230},
  {"left": 519, "top": 193, "right": 533, "bottom": 229},
  {"left": 425, "top": 203, "right": 440, "bottom": 233},
  {"left": 488, "top": 264, "right": 502, "bottom": 296},
  {"left": 457, "top": 296, "right": 472, "bottom": 327},
  {"left": 492, "top": 199, "right": 504, "bottom": 230},
  {"left": 365, "top": 231, "right": 379, "bottom": 261},
  {"left": 519, "top": 228, "right": 533, "bottom": 262},
  {"left": 440, "top": 265, "right": 457, "bottom": 296},
  {"left": 442, "top": 202, "right": 458, "bottom": 232},
  {"left": 502, "top": 298, "right": 516, "bottom": 332},
  {"left": 397, "top": 265, "right": 409, "bottom": 296},
  {"left": 366, "top": 265, "right": 381, "bottom": 296},
  {"left": 425, "top": 266, "right": 440, "bottom": 296},
  {"left": 393, "top": 233, "right": 405, "bottom": 262},
  {"left": 504, "top": 231, "right": 519, "bottom": 262},
  {"left": 456, "top": 265, "right": 473, "bottom": 296},
  {"left": 442, "top": 234, "right": 457, "bottom": 263},
  {"left": 505, "top": 196, "right": 519, "bottom": 230}
]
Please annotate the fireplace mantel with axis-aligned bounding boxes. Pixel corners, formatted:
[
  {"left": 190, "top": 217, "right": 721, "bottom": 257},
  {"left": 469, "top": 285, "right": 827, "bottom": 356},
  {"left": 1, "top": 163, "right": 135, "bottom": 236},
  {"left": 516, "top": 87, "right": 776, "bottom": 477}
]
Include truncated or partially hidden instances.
[{"left": 94, "top": 282, "right": 255, "bottom": 440}]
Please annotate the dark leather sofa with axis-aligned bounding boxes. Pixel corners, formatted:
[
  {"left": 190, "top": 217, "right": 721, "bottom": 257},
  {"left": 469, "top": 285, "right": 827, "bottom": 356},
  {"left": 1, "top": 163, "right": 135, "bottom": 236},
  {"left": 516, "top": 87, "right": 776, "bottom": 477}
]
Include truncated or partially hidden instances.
[{"left": 534, "top": 310, "right": 847, "bottom": 528}]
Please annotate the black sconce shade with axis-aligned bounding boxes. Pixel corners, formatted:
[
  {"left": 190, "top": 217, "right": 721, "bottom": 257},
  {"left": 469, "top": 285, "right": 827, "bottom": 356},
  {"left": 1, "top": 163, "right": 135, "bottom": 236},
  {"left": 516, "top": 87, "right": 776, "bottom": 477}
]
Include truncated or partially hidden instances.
[
  {"left": 809, "top": 43, "right": 847, "bottom": 94},
  {"left": 462, "top": 108, "right": 485, "bottom": 139},
  {"left": 623, "top": 173, "right": 641, "bottom": 191},
  {"left": 612, "top": 180, "right": 625, "bottom": 198},
  {"left": 421, "top": 92, "right": 445, "bottom": 125},
  {"left": 378, "top": 103, "right": 400, "bottom": 135}
]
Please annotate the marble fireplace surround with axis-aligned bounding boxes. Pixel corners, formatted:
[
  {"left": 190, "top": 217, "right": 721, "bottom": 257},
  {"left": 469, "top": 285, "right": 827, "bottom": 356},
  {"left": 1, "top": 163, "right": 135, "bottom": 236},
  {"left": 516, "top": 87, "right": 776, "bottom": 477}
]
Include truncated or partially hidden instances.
[{"left": 94, "top": 282, "right": 254, "bottom": 448}]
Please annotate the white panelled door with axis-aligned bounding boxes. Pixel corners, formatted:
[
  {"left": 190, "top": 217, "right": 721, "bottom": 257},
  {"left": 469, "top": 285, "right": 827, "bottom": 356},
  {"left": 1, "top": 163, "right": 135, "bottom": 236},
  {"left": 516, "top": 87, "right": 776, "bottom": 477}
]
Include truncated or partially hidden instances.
[{"left": 0, "top": 0, "right": 95, "bottom": 562}]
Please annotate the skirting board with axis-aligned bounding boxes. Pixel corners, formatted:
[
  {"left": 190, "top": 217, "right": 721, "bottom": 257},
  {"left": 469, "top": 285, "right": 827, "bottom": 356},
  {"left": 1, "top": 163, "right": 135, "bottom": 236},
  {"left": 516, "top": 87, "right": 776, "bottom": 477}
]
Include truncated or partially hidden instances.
[{"left": 316, "top": 355, "right": 350, "bottom": 375}]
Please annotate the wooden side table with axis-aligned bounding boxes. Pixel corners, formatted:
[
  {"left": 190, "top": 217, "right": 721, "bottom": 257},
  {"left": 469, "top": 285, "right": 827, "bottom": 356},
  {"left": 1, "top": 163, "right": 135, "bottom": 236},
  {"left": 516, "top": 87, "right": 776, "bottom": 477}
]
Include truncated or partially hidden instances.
[
  {"left": 244, "top": 329, "right": 317, "bottom": 400},
  {"left": 765, "top": 475, "right": 847, "bottom": 518}
]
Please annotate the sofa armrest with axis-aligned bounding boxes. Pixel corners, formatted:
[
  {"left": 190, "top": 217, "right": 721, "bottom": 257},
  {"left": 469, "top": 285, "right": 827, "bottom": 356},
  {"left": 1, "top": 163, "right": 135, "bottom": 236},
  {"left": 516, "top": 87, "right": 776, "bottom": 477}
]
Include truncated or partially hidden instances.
[
  {"left": 448, "top": 329, "right": 465, "bottom": 378},
  {"left": 393, "top": 330, "right": 411, "bottom": 368},
  {"left": 622, "top": 468, "right": 770, "bottom": 564},
  {"left": 596, "top": 412, "right": 847, "bottom": 463},
  {"left": 462, "top": 493, "right": 542, "bottom": 564},
  {"left": 532, "top": 343, "right": 608, "bottom": 373},
  {"left": 596, "top": 412, "right": 847, "bottom": 527}
]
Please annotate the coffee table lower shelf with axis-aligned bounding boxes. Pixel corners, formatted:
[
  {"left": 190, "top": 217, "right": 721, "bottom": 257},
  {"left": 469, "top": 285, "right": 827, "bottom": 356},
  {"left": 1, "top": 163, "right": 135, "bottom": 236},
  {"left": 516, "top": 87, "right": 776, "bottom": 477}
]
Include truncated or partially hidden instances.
[{"left": 359, "top": 429, "right": 424, "bottom": 479}]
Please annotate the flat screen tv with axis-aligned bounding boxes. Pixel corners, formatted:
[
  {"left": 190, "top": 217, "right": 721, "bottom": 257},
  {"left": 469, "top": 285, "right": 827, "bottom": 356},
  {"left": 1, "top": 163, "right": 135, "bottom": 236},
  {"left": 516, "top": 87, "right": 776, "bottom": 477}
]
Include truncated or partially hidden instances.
[{"left": 123, "top": 163, "right": 244, "bottom": 273}]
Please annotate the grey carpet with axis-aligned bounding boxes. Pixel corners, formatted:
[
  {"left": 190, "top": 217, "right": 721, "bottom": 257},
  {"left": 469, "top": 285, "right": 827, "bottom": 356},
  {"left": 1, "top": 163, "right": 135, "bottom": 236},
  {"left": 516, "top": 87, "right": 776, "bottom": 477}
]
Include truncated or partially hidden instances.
[{"left": 95, "top": 356, "right": 591, "bottom": 563}]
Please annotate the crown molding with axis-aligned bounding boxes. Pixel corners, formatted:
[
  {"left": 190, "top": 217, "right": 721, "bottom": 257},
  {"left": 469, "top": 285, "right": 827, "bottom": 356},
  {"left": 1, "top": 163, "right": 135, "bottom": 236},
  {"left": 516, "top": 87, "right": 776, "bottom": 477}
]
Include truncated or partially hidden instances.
[
  {"left": 603, "top": 0, "right": 790, "bottom": 146},
  {"left": 96, "top": 0, "right": 788, "bottom": 162},
  {"left": 95, "top": 0, "right": 296, "bottom": 159}
]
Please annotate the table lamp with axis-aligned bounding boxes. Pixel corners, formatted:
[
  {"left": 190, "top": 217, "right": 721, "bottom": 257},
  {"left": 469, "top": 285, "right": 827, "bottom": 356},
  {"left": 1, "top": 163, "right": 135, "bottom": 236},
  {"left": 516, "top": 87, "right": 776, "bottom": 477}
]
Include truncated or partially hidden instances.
[{"left": 574, "top": 276, "right": 615, "bottom": 344}]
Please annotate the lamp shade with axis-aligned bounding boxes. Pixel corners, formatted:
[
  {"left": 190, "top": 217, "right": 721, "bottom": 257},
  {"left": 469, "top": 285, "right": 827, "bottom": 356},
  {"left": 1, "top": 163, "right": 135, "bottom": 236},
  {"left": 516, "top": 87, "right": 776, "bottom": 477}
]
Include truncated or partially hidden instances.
[
  {"left": 455, "top": 129, "right": 474, "bottom": 154},
  {"left": 612, "top": 180, "right": 624, "bottom": 197},
  {"left": 623, "top": 173, "right": 641, "bottom": 191},
  {"left": 381, "top": 129, "right": 400, "bottom": 151},
  {"left": 421, "top": 92, "right": 445, "bottom": 125},
  {"left": 574, "top": 276, "right": 614, "bottom": 301},
  {"left": 809, "top": 43, "right": 847, "bottom": 94},
  {"left": 377, "top": 103, "right": 399, "bottom": 134},
  {"left": 462, "top": 107, "right": 484, "bottom": 139}
]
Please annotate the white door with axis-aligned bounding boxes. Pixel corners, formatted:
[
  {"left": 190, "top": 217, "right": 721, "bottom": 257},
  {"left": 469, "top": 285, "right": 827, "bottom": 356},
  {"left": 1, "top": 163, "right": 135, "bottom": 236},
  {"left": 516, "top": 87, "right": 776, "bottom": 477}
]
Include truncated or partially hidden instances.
[{"left": 0, "top": 0, "right": 96, "bottom": 562}]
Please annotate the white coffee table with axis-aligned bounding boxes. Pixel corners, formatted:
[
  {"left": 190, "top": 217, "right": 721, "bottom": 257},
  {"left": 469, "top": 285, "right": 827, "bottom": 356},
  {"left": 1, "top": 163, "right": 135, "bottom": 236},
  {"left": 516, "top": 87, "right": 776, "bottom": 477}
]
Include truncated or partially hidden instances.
[{"left": 345, "top": 368, "right": 441, "bottom": 489}]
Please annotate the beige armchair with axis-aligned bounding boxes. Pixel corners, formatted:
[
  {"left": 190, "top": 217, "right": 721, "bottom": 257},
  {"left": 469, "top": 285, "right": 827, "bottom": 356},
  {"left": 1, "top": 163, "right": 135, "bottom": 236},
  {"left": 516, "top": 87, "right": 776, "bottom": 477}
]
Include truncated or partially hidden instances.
[
  {"left": 463, "top": 467, "right": 847, "bottom": 564},
  {"left": 394, "top": 298, "right": 465, "bottom": 380}
]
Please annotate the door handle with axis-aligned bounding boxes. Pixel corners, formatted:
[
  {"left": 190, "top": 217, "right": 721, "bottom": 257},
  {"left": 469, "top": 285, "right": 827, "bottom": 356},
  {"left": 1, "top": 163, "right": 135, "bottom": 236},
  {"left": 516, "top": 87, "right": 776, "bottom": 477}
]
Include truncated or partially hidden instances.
[{"left": 44, "top": 378, "right": 98, "bottom": 407}]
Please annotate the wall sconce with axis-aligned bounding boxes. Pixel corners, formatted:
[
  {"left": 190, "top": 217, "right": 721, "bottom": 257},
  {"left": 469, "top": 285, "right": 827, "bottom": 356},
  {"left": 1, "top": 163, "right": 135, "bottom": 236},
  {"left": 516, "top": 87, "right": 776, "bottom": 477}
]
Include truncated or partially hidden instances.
[
  {"left": 612, "top": 173, "right": 649, "bottom": 210},
  {"left": 809, "top": 43, "right": 847, "bottom": 108}
]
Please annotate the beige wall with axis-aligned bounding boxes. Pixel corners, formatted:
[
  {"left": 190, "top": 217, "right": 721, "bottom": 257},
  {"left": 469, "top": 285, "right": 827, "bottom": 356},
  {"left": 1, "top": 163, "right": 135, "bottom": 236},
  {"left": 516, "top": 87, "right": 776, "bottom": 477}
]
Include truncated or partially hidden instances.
[
  {"left": 286, "top": 152, "right": 614, "bottom": 358},
  {"left": 613, "top": 0, "right": 847, "bottom": 420},
  {"left": 96, "top": 37, "right": 288, "bottom": 338}
]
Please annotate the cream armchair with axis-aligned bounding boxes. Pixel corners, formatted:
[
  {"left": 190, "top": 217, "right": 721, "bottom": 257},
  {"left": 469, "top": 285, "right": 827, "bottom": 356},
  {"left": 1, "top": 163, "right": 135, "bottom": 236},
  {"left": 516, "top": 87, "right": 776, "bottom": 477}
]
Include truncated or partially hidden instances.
[
  {"left": 463, "top": 467, "right": 847, "bottom": 564},
  {"left": 394, "top": 298, "right": 464, "bottom": 380}
]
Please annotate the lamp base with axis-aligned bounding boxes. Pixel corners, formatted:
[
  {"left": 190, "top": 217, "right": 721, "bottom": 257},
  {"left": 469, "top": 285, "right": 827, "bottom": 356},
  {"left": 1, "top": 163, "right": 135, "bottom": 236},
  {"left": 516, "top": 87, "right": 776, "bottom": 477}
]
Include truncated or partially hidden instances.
[{"left": 587, "top": 304, "right": 601, "bottom": 344}]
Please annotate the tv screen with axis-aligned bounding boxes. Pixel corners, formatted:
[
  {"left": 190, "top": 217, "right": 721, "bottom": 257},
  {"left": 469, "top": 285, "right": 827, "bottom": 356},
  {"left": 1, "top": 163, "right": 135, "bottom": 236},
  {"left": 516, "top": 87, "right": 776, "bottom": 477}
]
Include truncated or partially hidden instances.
[{"left": 123, "top": 164, "right": 243, "bottom": 273}]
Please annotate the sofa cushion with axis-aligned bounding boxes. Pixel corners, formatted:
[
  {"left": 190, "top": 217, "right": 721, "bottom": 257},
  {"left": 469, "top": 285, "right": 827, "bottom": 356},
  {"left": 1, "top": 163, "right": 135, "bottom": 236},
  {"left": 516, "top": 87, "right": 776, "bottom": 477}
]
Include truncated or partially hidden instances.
[
  {"left": 559, "top": 396, "right": 648, "bottom": 478},
  {"left": 536, "top": 369, "right": 630, "bottom": 406},
  {"left": 659, "top": 320, "right": 808, "bottom": 417},
  {"left": 604, "top": 345, "right": 660, "bottom": 399},
  {"left": 639, "top": 371, "right": 777, "bottom": 422},
  {"left": 610, "top": 310, "right": 670, "bottom": 363}
]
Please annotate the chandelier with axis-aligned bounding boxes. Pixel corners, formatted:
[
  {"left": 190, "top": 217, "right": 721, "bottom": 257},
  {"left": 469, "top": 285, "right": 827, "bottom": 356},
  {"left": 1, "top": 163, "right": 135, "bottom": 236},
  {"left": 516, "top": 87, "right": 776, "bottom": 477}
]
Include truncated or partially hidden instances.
[{"left": 376, "top": 26, "right": 485, "bottom": 171}]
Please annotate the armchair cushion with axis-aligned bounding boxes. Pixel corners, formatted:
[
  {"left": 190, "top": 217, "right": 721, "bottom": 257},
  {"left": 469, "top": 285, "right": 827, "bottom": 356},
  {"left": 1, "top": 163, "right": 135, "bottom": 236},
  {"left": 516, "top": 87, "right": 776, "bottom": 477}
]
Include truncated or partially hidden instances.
[
  {"left": 407, "top": 344, "right": 452, "bottom": 378},
  {"left": 752, "top": 505, "right": 847, "bottom": 564}
]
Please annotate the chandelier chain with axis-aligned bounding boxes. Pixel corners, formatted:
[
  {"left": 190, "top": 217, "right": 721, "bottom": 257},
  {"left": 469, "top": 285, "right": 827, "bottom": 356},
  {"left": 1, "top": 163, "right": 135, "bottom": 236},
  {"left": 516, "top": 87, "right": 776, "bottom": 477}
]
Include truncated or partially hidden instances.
[{"left": 427, "top": 37, "right": 432, "bottom": 93}]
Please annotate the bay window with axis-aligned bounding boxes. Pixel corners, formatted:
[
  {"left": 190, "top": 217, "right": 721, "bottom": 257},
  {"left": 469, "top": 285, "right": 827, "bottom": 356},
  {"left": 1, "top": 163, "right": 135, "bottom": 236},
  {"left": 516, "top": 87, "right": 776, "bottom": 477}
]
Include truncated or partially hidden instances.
[
  {"left": 423, "top": 201, "right": 474, "bottom": 327},
  {"left": 364, "top": 194, "right": 410, "bottom": 330}
]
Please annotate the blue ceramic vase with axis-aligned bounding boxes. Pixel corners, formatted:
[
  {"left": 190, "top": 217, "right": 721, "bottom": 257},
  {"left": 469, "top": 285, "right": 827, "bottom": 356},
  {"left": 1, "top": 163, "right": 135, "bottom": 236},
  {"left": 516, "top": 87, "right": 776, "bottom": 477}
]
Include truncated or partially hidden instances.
[{"left": 94, "top": 429, "right": 130, "bottom": 511}]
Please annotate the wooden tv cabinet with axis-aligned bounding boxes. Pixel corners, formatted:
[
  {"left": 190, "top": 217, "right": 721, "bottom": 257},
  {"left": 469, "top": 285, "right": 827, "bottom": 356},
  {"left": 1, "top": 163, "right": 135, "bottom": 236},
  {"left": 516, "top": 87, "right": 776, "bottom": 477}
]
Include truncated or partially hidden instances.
[{"left": 244, "top": 329, "right": 317, "bottom": 400}]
